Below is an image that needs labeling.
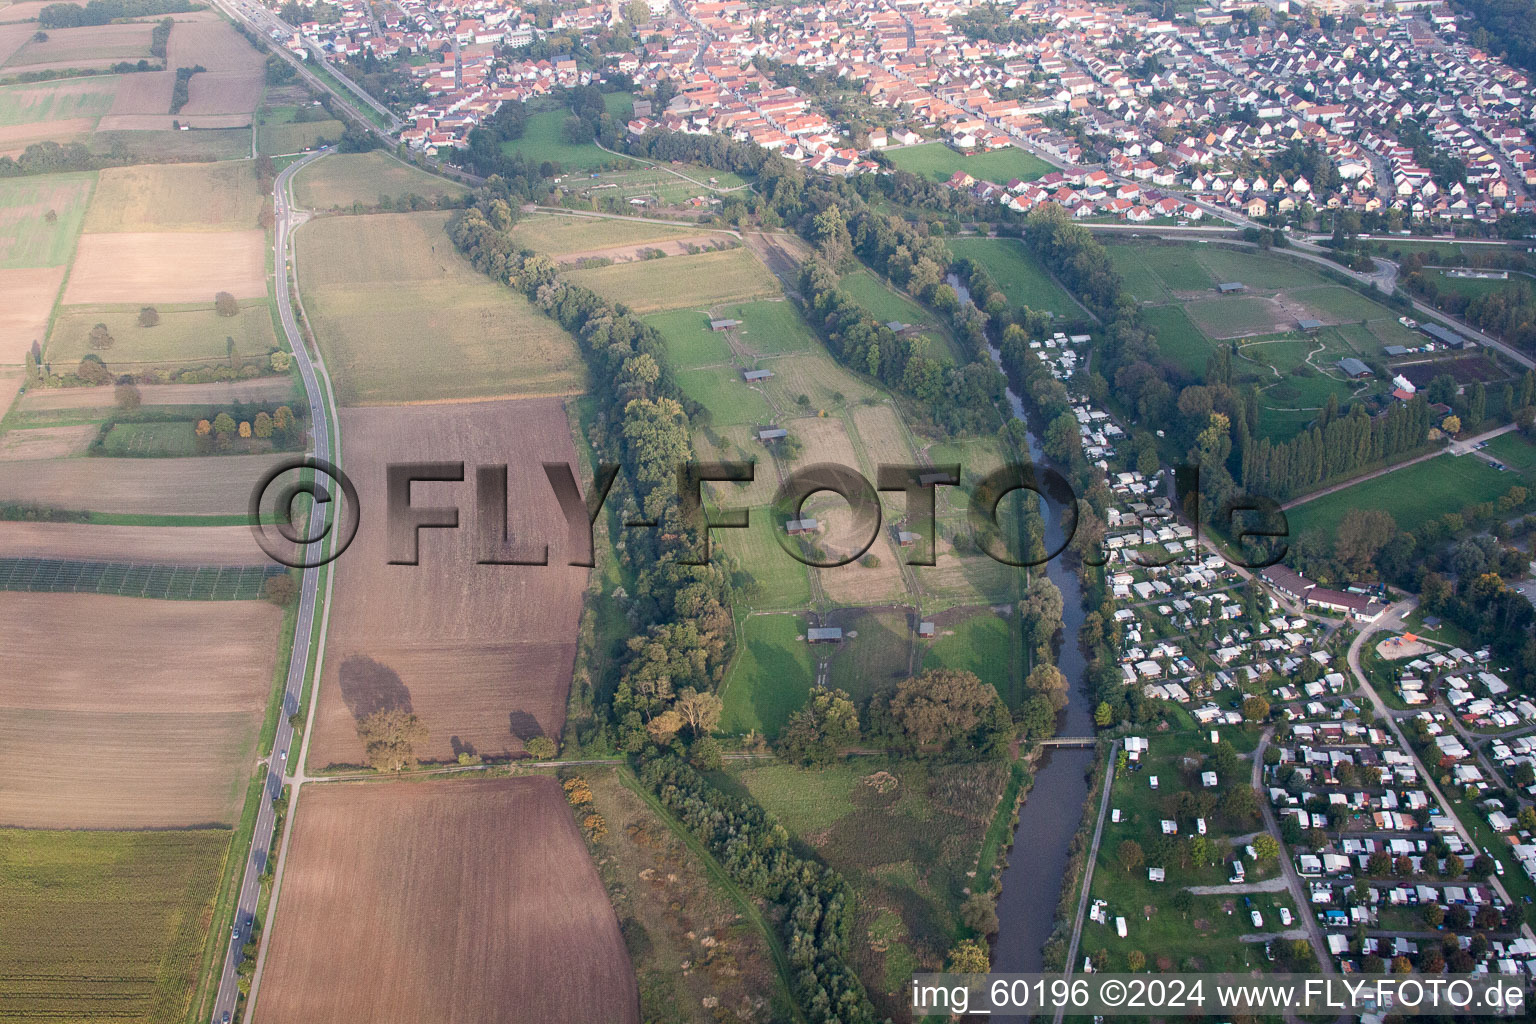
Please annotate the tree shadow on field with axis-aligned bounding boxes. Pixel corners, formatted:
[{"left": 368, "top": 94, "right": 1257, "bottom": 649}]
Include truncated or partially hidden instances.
[
  {"left": 508, "top": 710, "right": 544, "bottom": 743},
  {"left": 338, "top": 655, "right": 413, "bottom": 723}
]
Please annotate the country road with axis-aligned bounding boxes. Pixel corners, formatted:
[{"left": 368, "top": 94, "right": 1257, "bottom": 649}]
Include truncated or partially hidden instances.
[{"left": 209, "top": 148, "right": 339, "bottom": 1024}]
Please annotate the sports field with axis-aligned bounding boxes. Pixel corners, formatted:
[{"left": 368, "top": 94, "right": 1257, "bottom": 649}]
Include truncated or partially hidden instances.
[
  {"left": 0, "top": 172, "right": 94, "bottom": 268},
  {"left": 0, "top": 591, "right": 282, "bottom": 828},
  {"left": 255, "top": 777, "right": 638, "bottom": 1024},
  {"left": 293, "top": 150, "right": 468, "bottom": 208},
  {"left": 1284, "top": 453, "right": 1516, "bottom": 538},
  {"left": 0, "top": 828, "right": 229, "bottom": 1023},
  {"left": 296, "top": 211, "right": 585, "bottom": 404},
  {"left": 565, "top": 247, "right": 781, "bottom": 314},
  {"left": 307, "top": 400, "right": 587, "bottom": 768},
  {"left": 47, "top": 299, "right": 279, "bottom": 367},
  {"left": 885, "top": 142, "right": 1050, "bottom": 184},
  {"left": 949, "top": 236, "right": 1079, "bottom": 316},
  {"left": 85, "top": 161, "right": 263, "bottom": 233}
]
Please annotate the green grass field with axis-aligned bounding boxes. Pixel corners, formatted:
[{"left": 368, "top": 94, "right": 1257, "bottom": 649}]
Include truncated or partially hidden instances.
[
  {"left": 1285, "top": 453, "right": 1517, "bottom": 538},
  {"left": 948, "top": 236, "right": 1078, "bottom": 316},
  {"left": 1290, "top": 284, "right": 1398, "bottom": 322},
  {"left": 89, "top": 128, "right": 253, "bottom": 162},
  {"left": 46, "top": 301, "right": 279, "bottom": 368},
  {"left": 296, "top": 211, "right": 585, "bottom": 404},
  {"left": 715, "top": 511, "right": 811, "bottom": 611},
  {"left": 718, "top": 613, "right": 817, "bottom": 737},
  {"left": 712, "top": 299, "right": 819, "bottom": 355},
  {"left": 1484, "top": 431, "right": 1536, "bottom": 474},
  {"left": 644, "top": 308, "right": 733, "bottom": 367},
  {"left": 885, "top": 143, "right": 1050, "bottom": 185},
  {"left": 293, "top": 151, "right": 469, "bottom": 209},
  {"left": 1428, "top": 270, "right": 1527, "bottom": 301},
  {"left": 500, "top": 108, "right": 634, "bottom": 173},
  {"left": 0, "top": 76, "right": 116, "bottom": 128},
  {"left": 1192, "top": 247, "right": 1322, "bottom": 290},
  {"left": 565, "top": 247, "right": 781, "bottom": 314},
  {"left": 921, "top": 609, "right": 1018, "bottom": 704},
  {"left": 1105, "top": 243, "right": 1172, "bottom": 303},
  {"left": 0, "top": 172, "right": 93, "bottom": 269},
  {"left": 0, "top": 828, "right": 229, "bottom": 1022},
  {"left": 259, "top": 118, "right": 343, "bottom": 156},
  {"left": 1143, "top": 304, "right": 1213, "bottom": 375},
  {"left": 676, "top": 364, "right": 773, "bottom": 425},
  {"left": 1185, "top": 296, "right": 1285, "bottom": 339},
  {"left": 825, "top": 608, "right": 915, "bottom": 703},
  {"left": 838, "top": 267, "right": 930, "bottom": 326}
]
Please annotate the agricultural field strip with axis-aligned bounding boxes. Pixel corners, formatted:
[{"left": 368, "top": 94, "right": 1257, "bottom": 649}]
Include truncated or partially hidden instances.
[{"left": 0, "top": 557, "right": 283, "bottom": 600}]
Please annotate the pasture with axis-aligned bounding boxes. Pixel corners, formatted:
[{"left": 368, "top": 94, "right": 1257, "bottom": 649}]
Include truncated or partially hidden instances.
[
  {"left": 258, "top": 117, "right": 342, "bottom": 156},
  {"left": 713, "top": 511, "right": 811, "bottom": 611},
  {"left": 0, "top": 452, "right": 289, "bottom": 514},
  {"left": 255, "top": 777, "right": 638, "bottom": 1024},
  {"left": 19, "top": 376, "right": 294, "bottom": 410},
  {"left": 295, "top": 211, "right": 584, "bottom": 404},
  {"left": 718, "top": 613, "right": 816, "bottom": 737},
  {"left": 0, "top": 828, "right": 228, "bottom": 1023},
  {"left": 727, "top": 758, "right": 1011, "bottom": 1013},
  {"left": 85, "top": 160, "right": 262, "bottom": 232},
  {"left": 62, "top": 229, "right": 266, "bottom": 303},
  {"left": 920, "top": 608, "right": 1018, "bottom": 702},
  {"left": 885, "top": 142, "right": 1050, "bottom": 184},
  {"left": 0, "top": 172, "right": 93, "bottom": 268},
  {"left": 0, "top": 591, "right": 281, "bottom": 828},
  {"left": 676, "top": 364, "right": 772, "bottom": 425},
  {"left": 1142, "top": 303, "right": 1212, "bottom": 376},
  {"left": 948, "top": 236, "right": 1079, "bottom": 316},
  {"left": 500, "top": 108, "right": 633, "bottom": 173},
  {"left": 564, "top": 247, "right": 780, "bottom": 314},
  {"left": 643, "top": 308, "right": 733, "bottom": 367},
  {"left": 838, "top": 267, "right": 929, "bottom": 326},
  {"left": 714, "top": 298, "right": 819, "bottom": 355},
  {"left": 570, "top": 163, "right": 752, "bottom": 209},
  {"left": 509, "top": 213, "right": 708, "bottom": 257},
  {"left": 46, "top": 299, "right": 279, "bottom": 367},
  {"left": 307, "top": 400, "right": 587, "bottom": 769},
  {"left": 824, "top": 607, "right": 916, "bottom": 703},
  {"left": 1285, "top": 453, "right": 1516, "bottom": 538},
  {"left": 293, "top": 151, "right": 466, "bottom": 208}
]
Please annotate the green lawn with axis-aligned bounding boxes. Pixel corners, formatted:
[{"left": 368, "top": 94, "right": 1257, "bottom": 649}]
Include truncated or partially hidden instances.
[
  {"left": 1105, "top": 243, "right": 1172, "bottom": 303},
  {"left": 714, "top": 510, "right": 811, "bottom": 612},
  {"left": 1290, "top": 284, "right": 1398, "bottom": 322},
  {"left": 1285, "top": 452, "right": 1518, "bottom": 538},
  {"left": 259, "top": 119, "right": 343, "bottom": 156},
  {"left": 500, "top": 108, "right": 635, "bottom": 173},
  {"left": 838, "top": 268, "right": 930, "bottom": 327},
  {"left": 718, "top": 613, "right": 817, "bottom": 737},
  {"left": 1186, "top": 296, "right": 1286, "bottom": 339},
  {"left": 1145, "top": 245, "right": 1216, "bottom": 293},
  {"left": 825, "top": 608, "right": 915, "bottom": 703},
  {"left": 1429, "top": 270, "right": 1527, "bottom": 301},
  {"left": 676, "top": 365, "right": 772, "bottom": 426},
  {"left": 1484, "top": 431, "right": 1536, "bottom": 474},
  {"left": 948, "top": 236, "right": 1078, "bottom": 316},
  {"left": 712, "top": 299, "right": 819, "bottom": 355},
  {"left": 0, "top": 828, "right": 229, "bottom": 1023},
  {"left": 885, "top": 143, "right": 1051, "bottom": 185}
]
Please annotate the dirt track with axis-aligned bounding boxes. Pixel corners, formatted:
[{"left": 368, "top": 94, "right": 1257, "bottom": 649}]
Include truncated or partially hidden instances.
[
  {"left": 306, "top": 398, "right": 588, "bottom": 768},
  {"left": 255, "top": 777, "right": 638, "bottom": 1024}
]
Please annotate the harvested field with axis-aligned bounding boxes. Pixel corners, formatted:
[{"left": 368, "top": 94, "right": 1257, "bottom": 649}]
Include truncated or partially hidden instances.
[
  {"left": 308, "top": 400, "right": 588, "bottom": 769},
  {"left": 292, "top": 150, "right": 467, "bottom": 209},
  {"left": 0, "top": 22, "right": 32, "bottom": 64},
  {"left": 0, "top": 172, "right": 94, "bottom": 269},
  {"left": 2, "top": 22, "right": 153, "bottom": 70},
  {"left": 166, "top": 16, "right": 262, "bottom": 71},
  {"left": 554, "top": 236, "right": 736, "bottom": 266},
  {"left": 0, "top": 521, "right": 272, "bottom": 563},
  {"left": 0, "top": 828, "right": 228, "bottom": 1024},
  {"left": 0, "top": 452, "right": 289, "bottom": 514},
  {"left": 62, "top": 229, "right": 266, "bottom": 303},
  {"left": 0, "top": 116, "right": 92, "bottom": 154},
  {"left": 106, "top": 68, "right": 175, "bottom": 114},
  {"left": 0, "top": 265, "right": 62, "bottom": 361},
  {"left": 20, "top": 376, "right": 294, "bottom": 410},
  {"left": 0, "top": 423, "right": 94, "bottom": 459},
  {"left": 0, "top": 591, "right": 282, "bottom": 828},
  {"left": 850, "top": 403, "right": 917, "bottom": 473},
  {"left": 509, "top": 212, "right": 716, "bottom": 256},
  {"left": 564, "top": 247, "right": 780, "bottom": 313},
  {"left": 255, "top": 777, "right": 638, "bottom": 1024},
  {"left": 85, "top": 160, "right": 262, "bottom": 232},
  {"left": 787, "top": 414, "right": 859, "bottom": 471},
  {"left": 89, "top": 127, "right": 251, "bottom": 161},
  {"left": 181, "top": 71, "right": 261, "bottom": 117},
  {"left": 296, "top": 212, "right": 584, "bottom": 404}
]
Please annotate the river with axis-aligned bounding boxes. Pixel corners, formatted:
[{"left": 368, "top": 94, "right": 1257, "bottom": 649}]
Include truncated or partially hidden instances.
[{"left": 950, "top": 273, "right": 1096, "bottom": 972}]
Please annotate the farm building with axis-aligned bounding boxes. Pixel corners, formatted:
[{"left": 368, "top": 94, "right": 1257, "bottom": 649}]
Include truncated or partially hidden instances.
[
  {"left": 785, "top": 518, "right": 819, "bottom": 535},
  {"left": 1298, "top": 318, "right": 1325, "bottom": 333},
  {"left": 758, "top": 427, "right": 788, "bottom": 441},
  {"left": 742, "top": 369, "right": 773, "bottom": 381},
  {"left": 918, "top": 620, "right": 936, "bottom": 638},
  {"left": 1422, "top": 323, "right": 1470, "bottom": 349},
  {"left": 1217, "top": 281, "right": 1246, "bottom": 294},
  {"left": 711, "top": 319, "right": 742, "bottom": 331},
  {"left": 1337, "top": 357, "right": 1373, "bottom": 379},
  {"left": 896, "top": 530, "right": 920, "bottom": 546},
  {"left": 1383, "top": 345, "right": 1411, "bottom": 357},
  {"left": 807, "top": 626, "right": 843, "bottom": 643}
]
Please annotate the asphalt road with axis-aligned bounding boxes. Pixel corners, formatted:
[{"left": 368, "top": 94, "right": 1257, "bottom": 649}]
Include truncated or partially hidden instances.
[{"left": 209, "top": 147, "right": 333, "bottom": 1024}]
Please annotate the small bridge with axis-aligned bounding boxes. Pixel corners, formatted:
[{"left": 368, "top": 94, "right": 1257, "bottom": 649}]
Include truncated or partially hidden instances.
[{"left": 1039, "top": 736, "right": 1096, "bottom": 748}]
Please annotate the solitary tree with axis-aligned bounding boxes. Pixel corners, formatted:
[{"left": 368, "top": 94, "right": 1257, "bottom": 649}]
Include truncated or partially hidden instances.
[
  {"left": 1127, "top": 950, "right": 1146, "bottom": 972},
  {"left": 946, "top": 938, "right": 990, "bottom": 974},
  {"left": 215, "top": 291, "right": 239, "bottom": 317},
  {"left": 87, "top": 322, "right": 114, "bottom": 350},
  {"left": 114, "top": 381, "right": 141, "bottom": 411},
  {"left": 524, "top": 735, "right": 556, "bottom": 759},
  {"left": 1118, "top": 839, "right": 1145, "bottom": 873},
  {"left": 138, "top": 306, "right": 160, "bottom": 327}
]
